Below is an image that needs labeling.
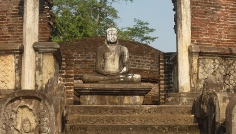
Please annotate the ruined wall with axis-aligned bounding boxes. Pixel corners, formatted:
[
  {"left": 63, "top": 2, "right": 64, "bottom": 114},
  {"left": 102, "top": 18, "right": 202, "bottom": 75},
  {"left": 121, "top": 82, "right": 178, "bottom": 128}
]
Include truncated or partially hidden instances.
[
  {"left": 0, "top": 1, "right": 66, "bottom": 133},
  {"left": 60, "top": 37, "right": 163, "bottom": 104},
  {"left": 0, "top": 0, "right": 54, "bottom": 97},
  {"left": 188, "top": 0, "right": 236, "bottom": 92},
  {"left": 191, "top": 0, "right": 236, "bottom": 47},
  {"left": 0, "top": 0, "right": 53, "bottom": 44}
]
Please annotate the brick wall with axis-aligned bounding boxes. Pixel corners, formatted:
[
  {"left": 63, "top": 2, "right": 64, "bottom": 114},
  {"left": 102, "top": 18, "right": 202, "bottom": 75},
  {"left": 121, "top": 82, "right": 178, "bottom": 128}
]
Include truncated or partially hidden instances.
[
  {"left": 39, "top": 0, "right": 54, "bottom": 42},
  {"left": 0, "top": 0, "right": 53, "bottom": 44},
  {"left": 0, "top": 0, "right": 24, "bottom": 44},
  {"left": 191, "top": 0, "right": 236, "bottom": 47},
  {"left": 60, "top": 37, "right": 163, "bottom": 104},
  {"left": 60, "top": 37, "right": 162, "bottom": 81}
]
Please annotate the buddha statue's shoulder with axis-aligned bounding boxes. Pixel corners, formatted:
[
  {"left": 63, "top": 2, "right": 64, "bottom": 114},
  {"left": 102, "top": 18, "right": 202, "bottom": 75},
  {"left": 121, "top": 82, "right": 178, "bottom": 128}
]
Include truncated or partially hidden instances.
[
  {"left": 117, "top": 44, "right": 126, "bottom": 48},
  {"left": 98, "top": 45, "right": 106, "bottom": 49},
  {"left": 97, "top": 45, "right": 108, "bottom": 52},
  {"left": 112, "top": 44, "right": 126, "bottom": 50},
  {"left": 118, "top": 45, "right": 128, "bottom": 52}
]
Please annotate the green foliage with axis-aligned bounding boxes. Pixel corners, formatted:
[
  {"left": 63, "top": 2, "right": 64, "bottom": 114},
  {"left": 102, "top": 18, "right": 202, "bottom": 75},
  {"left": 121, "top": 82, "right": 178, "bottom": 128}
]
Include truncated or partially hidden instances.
[
  {"left": 52, "top": 0, "right": 157, "bottom": 45},
  {"left": 118, "top": 19, "right": 158, "bottom": 44},
  {"left": 52, "top": 0, "right": 119, "bottom": 42}
]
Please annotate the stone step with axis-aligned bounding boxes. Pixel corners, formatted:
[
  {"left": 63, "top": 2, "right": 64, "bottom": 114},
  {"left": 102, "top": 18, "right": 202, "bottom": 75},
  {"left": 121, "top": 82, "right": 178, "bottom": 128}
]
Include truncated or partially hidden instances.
[
  {"left": 65, "top": 105, "right": 199, "bottom": 133},
  {"left": 65, "top": 124, "right": 200, "bottom": 134},
  {"left": 165, "top": 92, "right": 200, "bottom": 105},
  {"left": 67, "top": 114, "right": 195, "bottom": 125},
  {"left": 68, "top": 105, "right": 193, "bottom": 116}
]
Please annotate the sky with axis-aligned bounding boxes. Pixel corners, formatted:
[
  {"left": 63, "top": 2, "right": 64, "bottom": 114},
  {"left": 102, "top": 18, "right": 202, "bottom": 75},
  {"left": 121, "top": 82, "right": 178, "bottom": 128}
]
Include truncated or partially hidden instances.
[{"left": 113, "top": 0, "right": 176, "bottom": 52}]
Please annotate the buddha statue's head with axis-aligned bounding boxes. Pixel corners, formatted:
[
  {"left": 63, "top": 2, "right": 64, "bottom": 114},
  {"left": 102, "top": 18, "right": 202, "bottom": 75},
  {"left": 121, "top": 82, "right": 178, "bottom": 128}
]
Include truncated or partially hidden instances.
[
  {"left": 106, "top": 28, "right": 118, "bottom": 44},
  {"left": 22, "top": 118, "right": 31, "bottom": 133}
]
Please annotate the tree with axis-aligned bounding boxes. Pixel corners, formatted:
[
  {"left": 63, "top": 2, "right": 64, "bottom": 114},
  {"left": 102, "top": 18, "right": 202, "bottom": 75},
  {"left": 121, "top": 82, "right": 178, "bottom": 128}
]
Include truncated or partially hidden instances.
[
  {"left": 118, "top": 19, "right": 158, "bottom": 44},
  {"left": 52, "top": 0, "right": 157, "bottom": 45},
  {"left": 52, "top": 0, "right": 119, "bottom": 42}
]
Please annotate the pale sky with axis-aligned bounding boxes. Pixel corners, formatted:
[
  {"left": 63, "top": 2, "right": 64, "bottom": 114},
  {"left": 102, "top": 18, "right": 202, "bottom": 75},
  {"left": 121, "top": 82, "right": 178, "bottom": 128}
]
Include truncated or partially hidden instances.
[{"left": 113, "top": 0, "right": 176, "bottom": 52}]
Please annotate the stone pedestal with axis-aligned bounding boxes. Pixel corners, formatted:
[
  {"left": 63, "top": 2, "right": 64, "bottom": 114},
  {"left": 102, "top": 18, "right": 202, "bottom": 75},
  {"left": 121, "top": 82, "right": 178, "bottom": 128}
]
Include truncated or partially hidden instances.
[
  {"left": 33, "top": 42, "right": 61, "bottom": 90},
  {"left": 74, "top": 84, "right": 152, "bottom": 105}
]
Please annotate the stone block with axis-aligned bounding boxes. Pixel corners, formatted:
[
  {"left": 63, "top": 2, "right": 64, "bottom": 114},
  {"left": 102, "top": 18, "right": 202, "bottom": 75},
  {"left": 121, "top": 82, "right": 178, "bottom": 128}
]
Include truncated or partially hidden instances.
[
  {"left": 75, "top": 84, "right": 153, "bottom": 105},
  {"left": 0, "top": 43, "right": 23, "bottom": 90},
  {"left": 165, "top": 92, "right": 200, "bottom": 105},
  {"left": 0, "top": 55, "right": 15, "bottom": 89},
  {"left": 34, "top": 42, "right": 61, "bottom": 90}
]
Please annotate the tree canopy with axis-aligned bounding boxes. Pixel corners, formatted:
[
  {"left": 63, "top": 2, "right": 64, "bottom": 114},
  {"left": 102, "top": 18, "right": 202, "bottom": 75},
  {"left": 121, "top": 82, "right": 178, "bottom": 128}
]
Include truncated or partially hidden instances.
[
  {"left": 119, "top": 19, "right": 158, "bottom": 44},
  {"left": 52, "top": 0, "right": 157, "bottom": 44}
]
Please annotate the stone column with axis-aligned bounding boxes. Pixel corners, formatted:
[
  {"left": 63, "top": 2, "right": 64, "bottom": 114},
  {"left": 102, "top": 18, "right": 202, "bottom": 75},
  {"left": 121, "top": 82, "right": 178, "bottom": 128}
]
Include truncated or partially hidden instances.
[
  {"left": 21, "top": 0, "right": 39, "bottom": 90},
  {"left": 176, "top": 0, "right": 191, "bottom": 92}
]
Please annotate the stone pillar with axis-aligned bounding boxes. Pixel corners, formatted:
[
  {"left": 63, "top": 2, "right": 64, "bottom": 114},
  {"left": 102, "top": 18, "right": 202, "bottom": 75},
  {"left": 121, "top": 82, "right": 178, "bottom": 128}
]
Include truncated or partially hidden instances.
[
  {"left": 189, "top": 45, "right": 199, "bottom": 92},
  {"left": 176, "top": 0, "right": 191, "bottom": 92},
  {"left": 21, "top": 0, "right": 39, "bottom": 90}
]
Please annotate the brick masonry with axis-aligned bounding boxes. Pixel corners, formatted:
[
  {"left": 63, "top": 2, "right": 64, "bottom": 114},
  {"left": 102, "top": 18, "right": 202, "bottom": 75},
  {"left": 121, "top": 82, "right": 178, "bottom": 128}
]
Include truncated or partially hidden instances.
[
  {"left": 191, "top": 0, "right": 236, "bottom": 47},
  {"left": 0, "top": 0, "right": 53, "bottom": 44}
]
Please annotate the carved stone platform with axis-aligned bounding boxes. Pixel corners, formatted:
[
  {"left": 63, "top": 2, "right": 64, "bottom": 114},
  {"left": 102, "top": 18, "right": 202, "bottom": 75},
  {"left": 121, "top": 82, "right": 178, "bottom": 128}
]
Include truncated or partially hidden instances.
[{"left": 74, "top": 83, "right": 152, "bottom": 105}]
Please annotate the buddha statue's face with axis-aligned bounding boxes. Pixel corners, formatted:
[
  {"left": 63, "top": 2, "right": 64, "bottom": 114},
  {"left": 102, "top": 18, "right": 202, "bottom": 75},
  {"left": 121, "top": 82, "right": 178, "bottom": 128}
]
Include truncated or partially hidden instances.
[
  {"left": 22, "top": 119, "right": 31, "bottom": 133},
  {"left": 106, "top": 29, "right": 117, "bottom": 43}
]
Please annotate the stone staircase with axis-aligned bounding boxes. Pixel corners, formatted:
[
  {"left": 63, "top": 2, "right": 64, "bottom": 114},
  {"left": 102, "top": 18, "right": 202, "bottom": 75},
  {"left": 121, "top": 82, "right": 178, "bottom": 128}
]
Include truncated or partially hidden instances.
[{"left": 65, "top": 105, "right": 200, "bottom": 134}]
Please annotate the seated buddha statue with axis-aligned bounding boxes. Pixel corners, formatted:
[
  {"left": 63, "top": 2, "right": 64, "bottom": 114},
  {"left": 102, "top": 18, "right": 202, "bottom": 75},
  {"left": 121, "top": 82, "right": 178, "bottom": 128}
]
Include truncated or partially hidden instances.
[{"left": 82, "top": 28, "right": 141, "bottom": 83}]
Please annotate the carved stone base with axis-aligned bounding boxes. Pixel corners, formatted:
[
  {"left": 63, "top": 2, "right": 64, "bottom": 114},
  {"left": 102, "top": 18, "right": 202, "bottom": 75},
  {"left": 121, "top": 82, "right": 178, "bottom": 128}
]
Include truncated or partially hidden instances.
[{"left": 74, "top": 84, "right": 152, "bottom": 105}]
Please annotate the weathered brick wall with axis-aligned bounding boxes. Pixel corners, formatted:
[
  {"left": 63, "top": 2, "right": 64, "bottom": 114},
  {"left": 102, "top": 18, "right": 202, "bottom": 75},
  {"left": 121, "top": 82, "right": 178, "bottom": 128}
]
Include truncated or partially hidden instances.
[
  {"left": 0, "top": 0, "right": 53, "bottom": 44},
  {"left": 0, "top": 0, "right": 24, "bottom": 44},
  {"left": 39, "top": 0, "right": 54, "bottom": 42},
  {"left": 60, "top": 37, "right": 163, "bottom": 104},
  {"left": 60, "top": 37, "right": 162, "bottom": 81},
  {"left": 191, "top": 0, "right": 236, "bottom": 47}
]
